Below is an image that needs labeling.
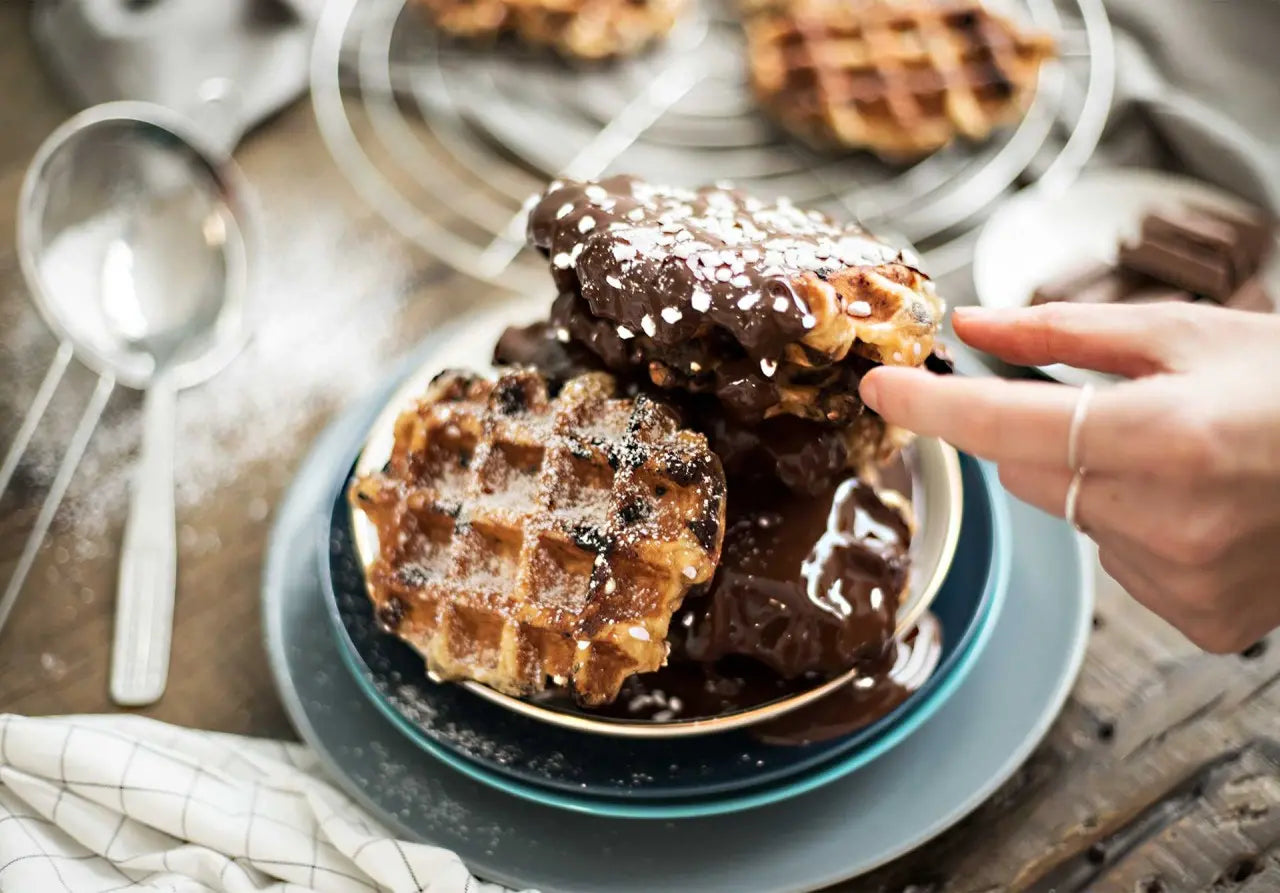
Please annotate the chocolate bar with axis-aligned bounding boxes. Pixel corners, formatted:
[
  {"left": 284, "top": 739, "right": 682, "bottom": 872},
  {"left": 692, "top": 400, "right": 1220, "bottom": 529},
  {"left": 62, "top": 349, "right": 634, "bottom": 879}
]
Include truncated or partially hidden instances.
[
  {"left": 1118, "top": 236, "right": 1235, "bottom": 300},
  {"left": 1030, "top": 198, "right": 1275, "bottom": 313},
  {"left": 1119, "top": 205, "right": 1275, "bottom": 301}
]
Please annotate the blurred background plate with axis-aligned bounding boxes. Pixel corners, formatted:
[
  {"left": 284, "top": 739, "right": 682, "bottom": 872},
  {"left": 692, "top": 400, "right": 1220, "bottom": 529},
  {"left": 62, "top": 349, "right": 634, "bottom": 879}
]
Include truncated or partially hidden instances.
[
  {"left": 263, "top": 333, "right": 1093, "bottom": 890},
  {"left": 973, "top": 167, "right": 1280, "bottom": 387},
  {"left": 311, "top": 0, "right": 1114, "bottom": 285},
  {"left": 321, "top": 450, "right": 1008, "bottom": 809}
]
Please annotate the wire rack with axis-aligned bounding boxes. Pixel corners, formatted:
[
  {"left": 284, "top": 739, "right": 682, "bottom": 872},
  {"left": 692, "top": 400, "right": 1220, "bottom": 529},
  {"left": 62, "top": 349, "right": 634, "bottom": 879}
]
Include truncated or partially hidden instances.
[{"left": 312, "top": 0, "right": 1115, "bottom": 286}]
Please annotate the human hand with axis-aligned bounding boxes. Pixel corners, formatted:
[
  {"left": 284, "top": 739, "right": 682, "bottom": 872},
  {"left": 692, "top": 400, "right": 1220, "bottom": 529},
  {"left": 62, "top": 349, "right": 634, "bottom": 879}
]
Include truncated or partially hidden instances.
[{"left": 859, "top": 301, "right": 1280, "bottom": 653}]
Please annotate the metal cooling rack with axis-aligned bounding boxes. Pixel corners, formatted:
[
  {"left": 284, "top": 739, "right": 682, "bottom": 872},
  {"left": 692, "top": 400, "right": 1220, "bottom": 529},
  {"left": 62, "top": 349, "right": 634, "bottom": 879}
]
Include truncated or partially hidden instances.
[{"left": 312, "top": 0, "right": 1115, "bottom": 286}]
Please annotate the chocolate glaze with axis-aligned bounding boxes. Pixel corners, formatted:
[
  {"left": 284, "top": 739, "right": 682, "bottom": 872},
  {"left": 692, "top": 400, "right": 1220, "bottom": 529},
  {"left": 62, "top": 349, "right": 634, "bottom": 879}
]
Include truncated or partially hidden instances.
[
  {"left": 590, "top": 612, "right": 943, "bottom": 746},
  {"left": 751, "top": 613, "right": 943, "bottom": 746},
  {"left": 527, "top": 175, "right": 935, "bottom": 367},
  {"left": 495, "top": 321, "right": 876, "bottom": 494},
  {"left": 548, "top": 290, "right": 880, "bottom": 424},
  {"left": 670, "top": 476, "right": 909, "bottom": 679}
]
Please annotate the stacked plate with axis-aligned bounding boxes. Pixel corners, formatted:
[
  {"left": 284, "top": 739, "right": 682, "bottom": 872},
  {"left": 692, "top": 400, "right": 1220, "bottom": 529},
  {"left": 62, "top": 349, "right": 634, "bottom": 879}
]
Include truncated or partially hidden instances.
[{"left": 264, "top": 303, "right": 1094, "bottom": 890}]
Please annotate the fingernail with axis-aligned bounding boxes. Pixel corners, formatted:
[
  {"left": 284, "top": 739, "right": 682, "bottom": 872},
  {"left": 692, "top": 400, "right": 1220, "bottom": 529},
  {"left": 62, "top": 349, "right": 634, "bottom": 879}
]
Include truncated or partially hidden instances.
[
  {"left": 953, "top": 305, "right": 994, "bottom": 319},
  {"left": 858, "top": 374, "right": 880, "bottom": 410}
]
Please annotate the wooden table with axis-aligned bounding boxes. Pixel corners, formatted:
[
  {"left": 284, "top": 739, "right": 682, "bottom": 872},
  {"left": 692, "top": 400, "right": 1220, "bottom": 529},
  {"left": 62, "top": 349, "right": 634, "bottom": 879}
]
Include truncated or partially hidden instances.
[{"left": 2, "top": 8, "right": 1278, "bottom": 891}]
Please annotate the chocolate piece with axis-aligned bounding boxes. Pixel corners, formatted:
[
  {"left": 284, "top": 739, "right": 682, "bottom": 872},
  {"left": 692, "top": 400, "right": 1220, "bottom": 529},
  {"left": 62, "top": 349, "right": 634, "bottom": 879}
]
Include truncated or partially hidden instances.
[
  {"left": 1031, "top": 260, "right": 1113, "bottom": 305},
  {"left": 1119, "top": 204, "right": 1275, "bottom": 301},
  {"left": 1184, "top": 204, "right": 1275, "bottom": 270},
  {"left": 1222, "top": 276, "right": 1274, "bottom": 313},
  {"left": 1118, "top": 236, "right": 1235, "bottom": 300},
  {"left": 1144, "top": 209, "right": 1252, "bottom": 285},
  {"left": 1031, "top": 263, "right": 1154, "bottom": 306}
]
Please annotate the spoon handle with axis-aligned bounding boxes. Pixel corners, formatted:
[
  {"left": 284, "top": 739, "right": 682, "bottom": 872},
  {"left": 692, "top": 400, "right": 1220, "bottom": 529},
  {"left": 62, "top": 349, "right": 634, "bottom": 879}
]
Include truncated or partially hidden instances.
[{"left": 111, "top": 379, "right": 178, "bottom": 707}]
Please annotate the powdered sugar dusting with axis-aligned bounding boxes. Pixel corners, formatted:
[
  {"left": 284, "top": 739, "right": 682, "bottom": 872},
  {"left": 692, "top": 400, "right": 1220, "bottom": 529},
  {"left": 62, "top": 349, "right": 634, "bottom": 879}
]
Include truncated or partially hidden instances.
[{"left": 0, "top": 212, "right": 410, "bottom": 555}]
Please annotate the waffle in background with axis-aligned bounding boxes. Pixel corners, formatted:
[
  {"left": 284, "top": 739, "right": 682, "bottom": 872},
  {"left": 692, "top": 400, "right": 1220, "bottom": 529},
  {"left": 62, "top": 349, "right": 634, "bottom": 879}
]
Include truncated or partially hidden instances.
[
  {"left": 350, "top": 368, "right": 726, "bottom": 706},
  {"left": 744, "top": 0, "right": 1057, "bottom": 159},
  {"left": 411, "top": 0, "right": 688, "bottom": 60}
]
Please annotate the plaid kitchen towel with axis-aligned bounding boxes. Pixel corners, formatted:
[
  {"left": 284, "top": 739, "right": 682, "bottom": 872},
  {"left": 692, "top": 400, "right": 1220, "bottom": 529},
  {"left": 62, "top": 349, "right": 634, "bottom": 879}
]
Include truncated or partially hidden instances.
[{"left": 0, "top": 715, "right": 525, "bottom": 893}]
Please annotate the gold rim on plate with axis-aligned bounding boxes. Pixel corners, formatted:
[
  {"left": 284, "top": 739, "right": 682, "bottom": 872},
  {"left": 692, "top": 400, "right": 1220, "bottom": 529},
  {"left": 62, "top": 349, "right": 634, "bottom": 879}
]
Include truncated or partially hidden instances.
[{"left": 349, "top": 303, "right": 964, "bottom": 738}]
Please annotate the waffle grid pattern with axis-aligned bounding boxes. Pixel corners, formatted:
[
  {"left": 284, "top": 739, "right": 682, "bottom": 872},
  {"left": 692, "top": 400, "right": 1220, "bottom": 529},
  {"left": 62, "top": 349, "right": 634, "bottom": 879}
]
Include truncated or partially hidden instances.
[
  {"left": 746, "top": 0, "right": 1057, "bottom": 158},
  {"left": 352, "top": 369, "right": 725, "bottom": 705}
]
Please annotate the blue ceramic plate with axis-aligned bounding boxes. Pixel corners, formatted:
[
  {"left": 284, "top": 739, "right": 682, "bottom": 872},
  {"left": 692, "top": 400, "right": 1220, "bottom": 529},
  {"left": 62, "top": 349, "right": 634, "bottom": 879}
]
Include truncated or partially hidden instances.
[{"left": 322, "top": 441, "right": 1010, "bottom": 813}]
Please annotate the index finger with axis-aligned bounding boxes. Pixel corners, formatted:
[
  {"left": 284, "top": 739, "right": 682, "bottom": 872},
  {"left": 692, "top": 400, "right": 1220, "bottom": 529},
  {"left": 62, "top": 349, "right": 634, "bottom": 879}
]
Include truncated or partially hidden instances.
[
  {"left": 860, "top": 367, "right": 1075, "bottom": 466},
  {"left": 859, "top": 367, "right": 1176, "bottom": 472}
]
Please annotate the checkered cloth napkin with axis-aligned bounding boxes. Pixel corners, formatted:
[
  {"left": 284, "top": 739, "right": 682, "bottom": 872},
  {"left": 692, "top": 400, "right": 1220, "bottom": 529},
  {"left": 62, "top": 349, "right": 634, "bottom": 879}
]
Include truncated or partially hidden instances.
[{"left": 0, "top": 715, "right": 525, "bottom": 893}]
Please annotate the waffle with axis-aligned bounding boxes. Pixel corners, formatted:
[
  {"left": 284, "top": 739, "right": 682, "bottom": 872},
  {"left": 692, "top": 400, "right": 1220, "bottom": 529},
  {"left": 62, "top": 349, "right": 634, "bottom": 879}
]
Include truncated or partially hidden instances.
[
  {"left": 743, "top": 0, "right": 1057, "bottom": 159},
  {"left": 411, "top": 0, "right": 686, "bottom": 60},
  {"left": 350, "top": 368, "right": 726, "bottom": 706},
  {"left": 494, "top": 319, "right": 912, "bottom": 488},
  {"left": 527, "top": 176, "right": 945, "bottom": 422}
]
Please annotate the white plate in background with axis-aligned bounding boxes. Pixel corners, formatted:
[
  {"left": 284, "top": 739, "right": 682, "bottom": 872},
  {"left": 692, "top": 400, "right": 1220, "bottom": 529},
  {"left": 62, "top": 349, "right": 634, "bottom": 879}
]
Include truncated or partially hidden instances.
[{"left": 972, "top": 167, "right": 1279, "bottom": 388}]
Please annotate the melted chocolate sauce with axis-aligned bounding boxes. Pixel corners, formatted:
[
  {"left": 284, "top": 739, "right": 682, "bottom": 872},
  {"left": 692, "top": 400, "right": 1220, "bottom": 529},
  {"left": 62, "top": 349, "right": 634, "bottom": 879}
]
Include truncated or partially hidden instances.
[
  {"left": 752, "top": 613, "right": 943, "bottom": 745},
  {"left": 588, "top": 613, "right": 943, "bottom": 746},
  {"left": 671, "top": 476, "right": 909, "bottom": 679}
]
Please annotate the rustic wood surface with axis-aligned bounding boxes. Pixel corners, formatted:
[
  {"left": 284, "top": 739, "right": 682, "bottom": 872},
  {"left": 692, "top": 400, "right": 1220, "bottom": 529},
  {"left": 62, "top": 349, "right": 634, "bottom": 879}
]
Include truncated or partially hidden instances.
[{"left": 1, "top": 7, "right": 1276, "bottom": 892}]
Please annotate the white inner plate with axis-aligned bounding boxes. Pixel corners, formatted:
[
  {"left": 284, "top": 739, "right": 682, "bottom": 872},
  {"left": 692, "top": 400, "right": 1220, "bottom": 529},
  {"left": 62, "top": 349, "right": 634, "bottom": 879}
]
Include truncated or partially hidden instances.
[{"left": 973, "top": 167, "right": 1280, "bottom": 388}]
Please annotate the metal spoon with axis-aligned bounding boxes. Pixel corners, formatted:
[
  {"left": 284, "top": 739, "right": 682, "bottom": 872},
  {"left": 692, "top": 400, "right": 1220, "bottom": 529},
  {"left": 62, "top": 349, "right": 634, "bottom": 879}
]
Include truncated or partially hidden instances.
[{"left": 15, "top": 101, "right": 254, "bottom": 706}]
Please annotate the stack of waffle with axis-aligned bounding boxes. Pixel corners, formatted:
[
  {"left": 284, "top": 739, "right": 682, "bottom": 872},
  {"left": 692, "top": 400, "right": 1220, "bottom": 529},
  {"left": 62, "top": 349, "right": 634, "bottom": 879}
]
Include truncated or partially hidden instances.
[{"left": 353, "top": 175, "right": 949, "bottom": 712}]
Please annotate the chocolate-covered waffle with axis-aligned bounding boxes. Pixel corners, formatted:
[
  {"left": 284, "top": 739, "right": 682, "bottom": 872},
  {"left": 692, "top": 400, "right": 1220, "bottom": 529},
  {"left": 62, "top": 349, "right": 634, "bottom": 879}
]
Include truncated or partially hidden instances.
[
  {"left": 495, "top": 318, "right": 909, "bottom": 490},
  {"left": 350, "top": 368, "right": 726, "bottom": 706},
  {"left": 527, "top": 176, "right": 945, "bottom": 425},
  {"left": 411, "top": 0, "right": 686, "bottom": 60},
  {"left": 743, "top": 0, "right": 1056, "bottom": 159}
]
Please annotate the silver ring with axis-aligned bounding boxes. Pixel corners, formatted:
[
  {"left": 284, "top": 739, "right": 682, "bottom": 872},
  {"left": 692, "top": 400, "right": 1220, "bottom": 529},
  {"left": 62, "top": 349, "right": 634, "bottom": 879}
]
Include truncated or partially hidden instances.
[
  {"left": 1067, "top": 382, "right": 1095, "bottom": 471},
  {"left": 1065, "top": 469, "right": 1086, "bottom": 531}
]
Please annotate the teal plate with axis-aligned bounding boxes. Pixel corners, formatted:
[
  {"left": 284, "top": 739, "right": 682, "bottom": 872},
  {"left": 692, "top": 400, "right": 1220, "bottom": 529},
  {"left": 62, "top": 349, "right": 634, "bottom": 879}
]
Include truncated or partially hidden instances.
[
  {"left": 263, "top": 354, "right": 1093, "bottom": 889},
  {"left": 324, "top": 447, "right": 1009, "bottom": 817}
]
